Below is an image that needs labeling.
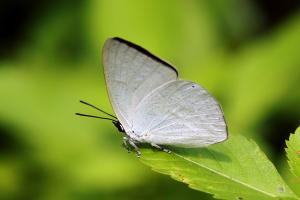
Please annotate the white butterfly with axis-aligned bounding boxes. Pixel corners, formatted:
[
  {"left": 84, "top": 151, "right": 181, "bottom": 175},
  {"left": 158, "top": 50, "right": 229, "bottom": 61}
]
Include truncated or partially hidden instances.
[{"left": 78, "top": 37, "right": 227, "bottom": 156}]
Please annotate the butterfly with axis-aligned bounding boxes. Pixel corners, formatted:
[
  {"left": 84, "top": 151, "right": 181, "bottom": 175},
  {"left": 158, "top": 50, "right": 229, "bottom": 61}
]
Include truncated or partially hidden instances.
[{"left": 77, "top": 37, "right": 228, "bottom": 157}]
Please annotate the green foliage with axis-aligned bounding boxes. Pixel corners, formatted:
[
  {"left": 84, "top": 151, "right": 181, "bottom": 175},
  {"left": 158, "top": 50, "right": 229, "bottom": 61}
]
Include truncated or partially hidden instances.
[
  {"left": 140, "top": 134, "right": 299, "bottom": 200},
  {"left": 0, "top": 0, "right": 300, "bottom": 199},
  {"left": 286, "top": 126, "right": 300, "bottom": 178}
]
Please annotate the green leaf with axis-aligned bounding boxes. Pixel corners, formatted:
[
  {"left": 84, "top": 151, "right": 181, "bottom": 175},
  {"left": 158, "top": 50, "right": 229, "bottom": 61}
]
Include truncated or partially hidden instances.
[
  {"left": 286, "top": 126, "right": 300, "bottom": 179},
  {"left": 139, "top": 134, "right": 298, "bottom": 200}
]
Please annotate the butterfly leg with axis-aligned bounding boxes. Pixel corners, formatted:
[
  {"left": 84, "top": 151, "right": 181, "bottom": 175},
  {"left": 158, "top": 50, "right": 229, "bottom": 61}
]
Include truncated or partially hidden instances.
[
  {"left": 151, "top": 143, "right": 171, "bottom": 154},
  {"left": 122, "top": 137, "right": 131, "bottom": 153},
  {"left": 128, "top": 138, "right": 141, "bottom": 157}
]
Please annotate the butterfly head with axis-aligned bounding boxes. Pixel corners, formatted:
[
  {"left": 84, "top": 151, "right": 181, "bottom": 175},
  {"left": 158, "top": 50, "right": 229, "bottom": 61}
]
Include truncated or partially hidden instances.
[{"left": 113, "top": 121, "right": 125, "bottom": 133}]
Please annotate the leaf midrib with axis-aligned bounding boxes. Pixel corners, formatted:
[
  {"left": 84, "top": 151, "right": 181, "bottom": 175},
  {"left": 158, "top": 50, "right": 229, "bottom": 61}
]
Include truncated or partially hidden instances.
[{"left": 174, "top": 152, "right": 276, "bottom": 197}]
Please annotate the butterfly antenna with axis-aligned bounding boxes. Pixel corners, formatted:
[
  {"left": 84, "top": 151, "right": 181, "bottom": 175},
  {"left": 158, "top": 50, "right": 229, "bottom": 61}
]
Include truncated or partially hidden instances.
[
  {"left": 75, "top": 113, "right": 117, "bottom": 122},
  {"left": 79, "top": 100, "right": 117, "bottom": 119}
]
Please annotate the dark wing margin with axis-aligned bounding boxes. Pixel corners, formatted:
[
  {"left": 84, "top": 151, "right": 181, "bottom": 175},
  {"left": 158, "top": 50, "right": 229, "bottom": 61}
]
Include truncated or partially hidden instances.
[{"left": 112, "top": 37, "right": 179, "bottom": 77}]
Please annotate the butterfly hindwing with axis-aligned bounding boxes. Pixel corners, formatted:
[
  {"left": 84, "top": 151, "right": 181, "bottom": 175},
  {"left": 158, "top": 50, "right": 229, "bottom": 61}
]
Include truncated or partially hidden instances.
[{"left": 131, "top": 80, "right": 227, "bottom": 147}]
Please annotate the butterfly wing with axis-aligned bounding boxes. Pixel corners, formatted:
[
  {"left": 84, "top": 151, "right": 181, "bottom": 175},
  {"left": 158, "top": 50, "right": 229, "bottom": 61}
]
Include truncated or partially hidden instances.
[
  {"left": 132, "top": 80, "right": 227, "bottom": 147},
  {"left": 103, "top": 38, "right": 178, "bottom": 131}
]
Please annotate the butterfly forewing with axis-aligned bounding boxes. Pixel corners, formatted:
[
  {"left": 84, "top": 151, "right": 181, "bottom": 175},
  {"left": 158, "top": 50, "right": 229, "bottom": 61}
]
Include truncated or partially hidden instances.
[{"left": 103, "top": 38, "right": 178, "bottom": 131}]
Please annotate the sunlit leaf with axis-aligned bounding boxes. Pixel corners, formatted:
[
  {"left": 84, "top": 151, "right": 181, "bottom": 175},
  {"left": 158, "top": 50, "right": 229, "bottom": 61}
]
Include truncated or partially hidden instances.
[
  {"left": 140, "top": 134, "right": 298, "bottom": 200},
  {"left": 286, "top": 126, "right": 300, "bottom": 179}
]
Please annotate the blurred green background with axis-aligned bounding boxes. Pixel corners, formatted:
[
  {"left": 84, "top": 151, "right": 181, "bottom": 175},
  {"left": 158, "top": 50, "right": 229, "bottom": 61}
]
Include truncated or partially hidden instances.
[{"left": 0, "top": 0, "right": 299, "bottom": 199}]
